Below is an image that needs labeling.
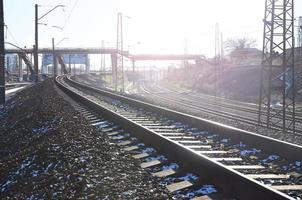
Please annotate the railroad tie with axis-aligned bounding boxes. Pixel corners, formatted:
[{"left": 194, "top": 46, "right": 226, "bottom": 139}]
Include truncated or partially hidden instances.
[
  {"left": 140, "top": 160, "right": 162, "bottom": 168},
  {"left": 132, "top": 119, "right": 152, "bottom": 122},
  {"left": 127, "top": 117, "right": 150, "bottom": 120},
  {"left": 102, "top": 127, "right": 119, "bottom": 132},
  {"left": 119, "top": 114, "right": 137, "bottom": 117},
  {"left": 167, "top": 136, "right": 196, "bottom": 140},
  {"left": 211, "top": 157, "right": 243, "bottom": 162},
  {"left": 78, "top": 109, "right": 88, "bottom": 112},
  {"left": 90, "top": 119, "right": 101, "bottom": 123},
  {"left": 92, "top": 121, "right": 108, "bottom": 126},
  {"left": 85, "top": 114, "right": 98, "bottom": 119},
  {"left": 146, "top": 126, "right": 176, "bottom": 129},
  {"left": 124, "top": 145, "right": 139, "bottom": 151},
  {"left": 80, "top": 111, "right": 91, "bottom": 114},
  {"left": 271, "top": 185, "right": 302, "bottom": 191},
  {"left": 153, "top": 129, "right": 178, "bottom": 133},
  {"left": 166, "top": 181, "right": 193, "bottom": 193},
  {"left": 107, "top": 131, "right": 120, "bottom": 136},
  {"left": 227, "top": 165, "right": 265, "bottom": 170},
  {"left": 152, "top": 169, "right": 176, "bottom": 177},
  {"left": 117, "top": 140, "right": 132, "bottom": 146},
  {"left": 88, "top": 115, "right": 99, "bottom": 120},
  {"left": 110, "top": 135, "right": 126, "bottom": 140},
  {"left": 161, "top": 132, "right": 185, "bottom": 136},
  {"left": 195, "top": 150, "right": 227, "bottom": 154},
  {"left": 142, "top": 122, "right": 161, "bottom": 128},
  {"left": 81, "top": 111, "right": 92, "bottom": 115},
  {"left": 83, "top": 114, "right": 96, "bottom": 118},
  {"left": 132, "top": 153, "right": 149, "bottom": 159},
  {"left": 144, "top": 125, "right": 173, "bottom": 128},
  {"left": 247, "top": 174, "right": 290, "bottom": 179},
  {"left": 185, "top": 145, "right": 212, "bottom": 149},
  {"left": 179, "top": 141, "right": 205, "bottom": 145}
]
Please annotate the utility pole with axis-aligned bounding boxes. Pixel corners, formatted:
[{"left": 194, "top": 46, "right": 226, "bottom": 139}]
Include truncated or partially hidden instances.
[
  {"left": 34, "top": 4, "right": 65, "bottom": 81},
  {"left": 183, "top": 38, "right": 188, "bottom": 68},
  {"left": 298, "top": 16, "right": 302, "bottom": 48},
  {"left": 101, "top": 40, "right": 105, "bottom": 72},
  {"left": 0, "top": 0, "right": 5, "bottom": 104},
  {"left": 34, "top": 4, "right": 38, "bottom": 82},
  {"left": 214, "top": 23, "right": 221, "bottom": 98},
  {"left": 298, "top": 16, "right": 302, "bottom": 59},
  {"left": 132, "top": 59, "right": 135, "bottom": 87},
  {"left": 220, "top": 32, "right": 224, "bottom": 96},
  {"left": 258, "top": 0, "right": 295, "bottom": 133}
]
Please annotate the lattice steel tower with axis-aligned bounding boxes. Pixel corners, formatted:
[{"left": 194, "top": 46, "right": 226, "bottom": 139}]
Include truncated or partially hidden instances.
[
  {"left": 115, "top": 12, "right": 124, "bottom": 92},
  {"left": 258, "top": 0, "right": 295, "bottom": 133}
]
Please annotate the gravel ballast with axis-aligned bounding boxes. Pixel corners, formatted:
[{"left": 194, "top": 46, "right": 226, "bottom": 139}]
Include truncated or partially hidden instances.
[{"left": 0, "top": 79, "right": 170, "bottom": 199}]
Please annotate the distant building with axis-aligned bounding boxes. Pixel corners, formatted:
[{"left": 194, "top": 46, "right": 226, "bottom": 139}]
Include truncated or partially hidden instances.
[
  {"left": 5, "top": 54, "right": 18, "bottom": 72},
  {"left": 229, "top": 48, "right": 262, "bottom": 66}
]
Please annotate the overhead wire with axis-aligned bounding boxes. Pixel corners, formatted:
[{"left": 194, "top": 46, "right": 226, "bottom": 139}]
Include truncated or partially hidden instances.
[
  {"left": 5, "top": 26, "right": 23, "bottom": 48},
  {"left": 62, "top": 0, "right": 80, "bottom": 30}
]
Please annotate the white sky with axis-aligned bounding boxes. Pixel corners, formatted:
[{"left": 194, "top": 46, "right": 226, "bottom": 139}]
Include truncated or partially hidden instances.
[{"left": 4, "top": 0, "right": 302, "bottom": 58}]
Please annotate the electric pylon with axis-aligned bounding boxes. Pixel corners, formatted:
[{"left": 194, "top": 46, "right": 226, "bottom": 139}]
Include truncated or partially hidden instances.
[
  {"left": 258, "top": 0, "right": 295, "bottom": 133},
  {"left": 115, "top": 12, "right": 124, "bottom": 92}
]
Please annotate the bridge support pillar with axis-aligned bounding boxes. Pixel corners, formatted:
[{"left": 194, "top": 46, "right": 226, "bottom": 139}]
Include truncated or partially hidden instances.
[
  {"left": 53, "top": 55, "right": 58, "bottom": 76},
  {"left": 132, "top": 59, "right": 136, "bottom": 87},
  {"left": 132, "top": 59, "right": 135, "bottom": 73},
  {"left": 111, "top": 53, "right": 117, "bottom": 91},
  {"left": 85, "top": 58, "right": 90, "bottom": 74},
  {"left": 18, "top": 56, "right": 23, "bottom": 82}
]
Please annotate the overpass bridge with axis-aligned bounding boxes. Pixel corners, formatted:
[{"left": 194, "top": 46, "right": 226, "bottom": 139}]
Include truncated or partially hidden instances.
[
  {"left": 5, "top": 47, "right": 204, "bottom": 61},
  {"left": 4, "top": 47, "right": 206, "bottom": 81},
  {"left": 5, "top": 47, "right": 125, "bottom": 55},
  {"left": 126, "top": 54, "right": 205, "bottom": 61}
]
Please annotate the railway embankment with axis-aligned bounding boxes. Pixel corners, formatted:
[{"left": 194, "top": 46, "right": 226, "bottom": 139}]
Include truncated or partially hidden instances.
[{"left": 0, "top": 79, "right": 170, "bottom": 199}]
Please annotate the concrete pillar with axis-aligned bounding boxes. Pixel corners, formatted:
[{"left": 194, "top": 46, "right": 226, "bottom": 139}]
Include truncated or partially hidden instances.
[
  {"left": 18, "top": 55, "right": 23, "bottom": 82},
  {"left": 54, "top": 55, "right": 58, "bottom": 77},
  {"left": 85, "top": 55, "right": 90, "bottom": 74},
  {"left": 111, "top": 53, "right": 117, "bottom": 91}
]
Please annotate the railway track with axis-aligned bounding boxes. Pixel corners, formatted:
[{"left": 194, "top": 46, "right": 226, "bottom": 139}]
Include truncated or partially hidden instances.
[
  {"left": 56, "top": 75, "right": 302, "bottom": 200},
  {"left": 136, "top": 82, "right": 302, "bottom": 135},
  {"left": 149, "top": 83, "right": 302, "bottom": 119},
  {"left": 5, "top": 83, "right": 32, "bottom": 100},
  {"left": 5, "top": 82, "right": 31, "bottom": 89}
]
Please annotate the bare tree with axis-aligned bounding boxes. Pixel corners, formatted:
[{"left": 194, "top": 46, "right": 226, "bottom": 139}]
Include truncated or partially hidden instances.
[{"left": 225, "top": 37, "right": 257, "bottom": 52}]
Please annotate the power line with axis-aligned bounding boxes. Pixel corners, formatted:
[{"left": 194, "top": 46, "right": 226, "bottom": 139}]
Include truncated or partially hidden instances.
[
  {"left": 62, "top": 0, "right": 79, "bottom": 30},
  {"left": 6, "top": 26, "right": 21, "bottom": 47}
]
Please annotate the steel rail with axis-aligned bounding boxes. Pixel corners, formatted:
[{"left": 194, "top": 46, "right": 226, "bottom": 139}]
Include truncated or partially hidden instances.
[
  {"left": 143, "top": 83, "right": 302, "bottom": 121},
  {"left": 139, "top": 83, "right": 302, "bottom": 135},
  {"left": 56, "top": 75, "right": 302, "bottom": 200}
]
